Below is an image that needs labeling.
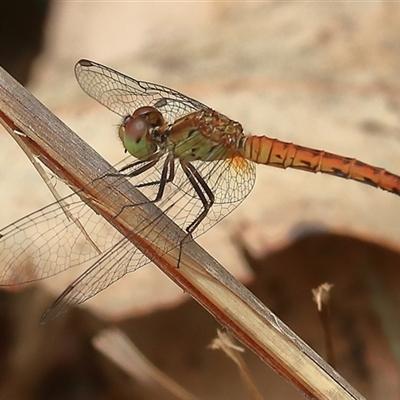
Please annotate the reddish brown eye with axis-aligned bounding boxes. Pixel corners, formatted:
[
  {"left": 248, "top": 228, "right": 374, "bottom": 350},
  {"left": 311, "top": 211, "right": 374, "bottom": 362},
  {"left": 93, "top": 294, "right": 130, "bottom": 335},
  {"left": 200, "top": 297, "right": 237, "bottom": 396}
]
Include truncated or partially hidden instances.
[
  {"left": 131, "top": 106, "right": 165, "bottom": 127},
  {"left": 124, "top": 115, "right": 147, "bottom": 143}
]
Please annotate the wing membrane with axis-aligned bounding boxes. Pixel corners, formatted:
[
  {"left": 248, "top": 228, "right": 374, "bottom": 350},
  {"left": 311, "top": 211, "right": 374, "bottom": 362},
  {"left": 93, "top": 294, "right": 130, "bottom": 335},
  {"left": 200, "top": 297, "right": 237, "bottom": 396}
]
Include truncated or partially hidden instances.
[{"left": 75, "top": 59, "right": 209, "bottom": 123}]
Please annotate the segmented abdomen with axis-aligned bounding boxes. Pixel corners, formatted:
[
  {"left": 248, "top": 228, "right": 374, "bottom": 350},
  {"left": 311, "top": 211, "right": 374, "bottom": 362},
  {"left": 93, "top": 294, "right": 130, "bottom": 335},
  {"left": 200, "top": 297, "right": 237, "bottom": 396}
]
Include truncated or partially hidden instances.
[{"left": 241, "top": 136, "right": 400, "bottom": 196}]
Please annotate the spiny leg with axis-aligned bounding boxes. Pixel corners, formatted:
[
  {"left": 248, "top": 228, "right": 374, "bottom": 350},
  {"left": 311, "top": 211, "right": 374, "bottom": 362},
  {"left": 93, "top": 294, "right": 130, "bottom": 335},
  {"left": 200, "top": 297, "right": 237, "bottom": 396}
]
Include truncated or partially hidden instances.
[
  {"left": 94, "top": 152, "right": 162, "bottom": 191},
  {"left": 181, "top": 161, "right": 215, "bottom": 235},
  {"left": 112, "top": 151, "right": 164, "bottom": 177},
  {"left": 115, "top": 153, "right": 176, "bottom": 218},
  {"left": 176, "top": 160, "right": 215, "bottom": 266},
  {"left": 135, "top": 155, "right": 175, "bottom": 195}
]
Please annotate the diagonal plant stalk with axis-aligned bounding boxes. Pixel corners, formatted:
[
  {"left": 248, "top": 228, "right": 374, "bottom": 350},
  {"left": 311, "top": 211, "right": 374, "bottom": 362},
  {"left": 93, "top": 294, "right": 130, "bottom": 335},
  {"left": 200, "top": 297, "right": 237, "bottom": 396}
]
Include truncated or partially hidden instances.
[{"left": 0, "top": 65, "right": 364, "bottom": 399}]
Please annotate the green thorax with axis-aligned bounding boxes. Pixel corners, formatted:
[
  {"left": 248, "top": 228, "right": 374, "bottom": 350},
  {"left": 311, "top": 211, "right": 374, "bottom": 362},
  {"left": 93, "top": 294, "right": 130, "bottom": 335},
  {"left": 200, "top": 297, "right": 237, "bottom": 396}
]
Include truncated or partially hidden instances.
[{"left": 168, "top": 109, "right": 244, "bottom": 162}]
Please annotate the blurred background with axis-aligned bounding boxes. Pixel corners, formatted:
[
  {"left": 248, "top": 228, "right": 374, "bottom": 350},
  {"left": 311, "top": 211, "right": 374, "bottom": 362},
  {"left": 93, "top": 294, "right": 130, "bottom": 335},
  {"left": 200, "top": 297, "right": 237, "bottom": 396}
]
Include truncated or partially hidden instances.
[{"left": 1, "top": 1, "right": 400, "bottom": 398}]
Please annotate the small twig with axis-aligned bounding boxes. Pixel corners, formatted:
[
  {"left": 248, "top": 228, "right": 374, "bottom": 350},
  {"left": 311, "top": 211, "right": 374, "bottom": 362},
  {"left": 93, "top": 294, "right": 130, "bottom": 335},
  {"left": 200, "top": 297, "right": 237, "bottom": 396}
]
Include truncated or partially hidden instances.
[
  {"left": 94, "top": 328, "right": 199, "bottom": 400},
  {"left": 0, "top": 65, "right": 365, "bottom": 399},
  {"left": 210, "top": 329, "right": 264, "bottom": 400},
  {"left": 312, "top": 283, "right": 336, "bottom": 367}
]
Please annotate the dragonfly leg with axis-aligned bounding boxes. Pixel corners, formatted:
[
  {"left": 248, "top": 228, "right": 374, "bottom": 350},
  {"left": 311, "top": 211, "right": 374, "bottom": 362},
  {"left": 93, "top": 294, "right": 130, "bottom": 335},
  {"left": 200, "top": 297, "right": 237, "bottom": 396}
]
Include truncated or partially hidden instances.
[
  {"left": 175, "top": 161, "right": 215, "bottom": 268},
  {"left": 180, "top": 161, "right": 215, "bottom": 235},
  {"left": 92, "top": 154, "right": 161, "bottom": 188},
  {"left": 115, "top": 153, "right": 175, "bottom": 218},
  {"left": 118, "top": 151, "right": 163, "bottom": 176},
  {"left": 135, "top": 155, "right": 175, "bottom": 195}
]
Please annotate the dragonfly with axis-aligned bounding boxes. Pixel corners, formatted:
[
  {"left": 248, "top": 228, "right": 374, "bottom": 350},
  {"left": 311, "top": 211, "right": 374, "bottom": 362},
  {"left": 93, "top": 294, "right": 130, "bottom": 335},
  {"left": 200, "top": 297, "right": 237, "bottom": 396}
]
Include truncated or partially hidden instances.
[{"left": 1, "top": 59, "right": 400, "bottom": 322}]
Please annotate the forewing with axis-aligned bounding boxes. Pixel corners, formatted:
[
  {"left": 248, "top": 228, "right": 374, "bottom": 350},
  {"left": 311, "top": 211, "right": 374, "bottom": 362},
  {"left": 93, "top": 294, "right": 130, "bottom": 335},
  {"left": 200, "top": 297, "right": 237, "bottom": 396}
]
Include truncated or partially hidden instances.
[
  {"left": 75, "top": 59, "right": 209, "bottom": 123},
  {"left": 0, "top": 151, "right": 254, "bottom": 318},
  {"left": 0, "top": 179, "right": 128, "bottom": 285},
  {"left": 1, "top": 70, "right": 255, "bottom": 315}
]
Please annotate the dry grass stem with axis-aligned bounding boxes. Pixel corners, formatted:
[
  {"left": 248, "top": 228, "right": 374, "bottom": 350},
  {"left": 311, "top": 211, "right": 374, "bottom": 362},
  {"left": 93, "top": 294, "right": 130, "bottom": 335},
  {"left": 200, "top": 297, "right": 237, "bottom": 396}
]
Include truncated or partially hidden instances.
[
  {"left": 94, "top": 328, "right": 199, "bottom": 400},
  {"left": 0, "top": 65, "right": 365, "bottom": 399},
  {"left": 210, "top": 329, "right": 264, "bottom": 400},
  {"left": 313, "top": 283, "right": 336, "bottom": 367}
]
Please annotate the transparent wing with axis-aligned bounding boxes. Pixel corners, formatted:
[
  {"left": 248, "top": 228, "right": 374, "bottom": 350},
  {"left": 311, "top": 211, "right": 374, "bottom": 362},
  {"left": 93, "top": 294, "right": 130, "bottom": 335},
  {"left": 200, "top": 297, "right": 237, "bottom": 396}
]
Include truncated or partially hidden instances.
[
  {"left": 39, "top": 187, "right": 193, "bottom": 322},
  {"left": 41, "top": 236, "right": 144, "bottom": 322},
  {"left": 0, "top": 146, "right": 255, "bottom": 317},
  {"left": 0, "top": 60, "right": 256, "bottom": 318},
  {"left": 38, "top": 152, "right": 256, "bottom": 321},
  {"left": 75, "top": 59, "right": 209, "bottom": 124},
  {"left": 157, "top": 142, "right": 256, "bottom": 236},
  {"left": 0, "top": 177, "right": 126, "bottom": 286}
]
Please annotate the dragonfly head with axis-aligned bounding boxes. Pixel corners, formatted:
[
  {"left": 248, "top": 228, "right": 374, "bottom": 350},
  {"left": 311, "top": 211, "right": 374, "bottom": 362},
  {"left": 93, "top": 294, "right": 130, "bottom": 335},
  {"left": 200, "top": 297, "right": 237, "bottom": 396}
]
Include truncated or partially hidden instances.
[{"left": 119, "top": 106, "right": 164, "bottom": 159}]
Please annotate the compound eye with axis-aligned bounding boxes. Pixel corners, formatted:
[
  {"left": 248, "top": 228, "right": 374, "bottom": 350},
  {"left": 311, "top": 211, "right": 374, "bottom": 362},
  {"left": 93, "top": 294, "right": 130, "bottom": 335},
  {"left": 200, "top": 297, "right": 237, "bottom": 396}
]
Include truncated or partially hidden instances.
[
  {"left": 119, "top": 113, "right": 157, "bottom": 159},
  {"left": 123, "top": 115, "right": 147, "bottom": 143},
  {"left": 131, "top": 106, "right": 165, "bottom": 127}
]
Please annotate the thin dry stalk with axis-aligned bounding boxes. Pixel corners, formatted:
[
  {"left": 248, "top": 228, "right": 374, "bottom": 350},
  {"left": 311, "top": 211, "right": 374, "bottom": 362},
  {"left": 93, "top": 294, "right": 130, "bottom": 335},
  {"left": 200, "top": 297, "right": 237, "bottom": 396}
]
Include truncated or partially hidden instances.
[
  {"left": 0, "top": 65, "right": 365, "bottom": 399},
  {"left": 312, "top": 283, "right": 336, "bottom": 367},
  {"left": 94, "top": 328, "right": 199, "bottom": 400},
  {"left": 210, "top": 329, "right": 264, "bottom": 400}
]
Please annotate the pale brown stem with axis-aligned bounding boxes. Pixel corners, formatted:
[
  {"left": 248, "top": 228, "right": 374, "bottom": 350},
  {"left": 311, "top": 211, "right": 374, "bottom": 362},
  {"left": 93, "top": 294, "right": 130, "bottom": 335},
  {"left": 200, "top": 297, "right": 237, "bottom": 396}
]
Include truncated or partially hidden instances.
[{"left": 0, "top": 65, "right": 365, "bottom": 399}]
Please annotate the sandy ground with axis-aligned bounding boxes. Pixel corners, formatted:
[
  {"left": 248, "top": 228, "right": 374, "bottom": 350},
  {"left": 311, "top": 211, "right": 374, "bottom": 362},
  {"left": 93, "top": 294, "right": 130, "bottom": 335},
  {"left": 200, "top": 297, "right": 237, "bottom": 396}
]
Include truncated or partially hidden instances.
[
  {"left": 1, "top": 2, "right": 400, "bottom": 398},
  {"left": 3, "top": 1, "right": 400, "bottom": 315}
]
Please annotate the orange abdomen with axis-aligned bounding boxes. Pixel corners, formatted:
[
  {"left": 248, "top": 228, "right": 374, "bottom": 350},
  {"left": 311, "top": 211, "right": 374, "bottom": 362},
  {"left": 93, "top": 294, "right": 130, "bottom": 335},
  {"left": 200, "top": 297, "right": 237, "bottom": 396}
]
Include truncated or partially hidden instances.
[{"left": 242, "top": 136, "right": 400, "bottom": 196}]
